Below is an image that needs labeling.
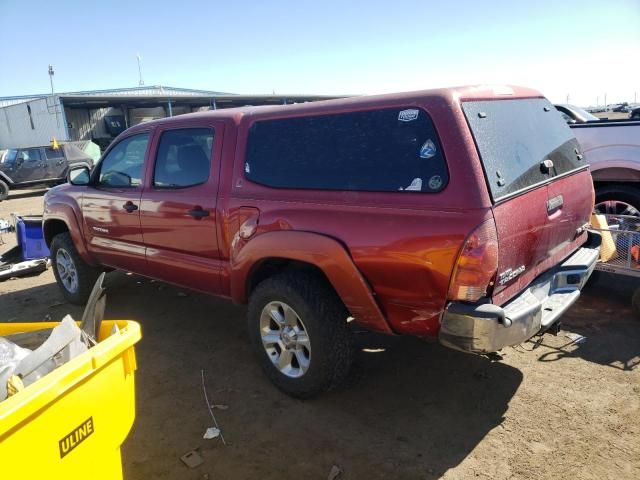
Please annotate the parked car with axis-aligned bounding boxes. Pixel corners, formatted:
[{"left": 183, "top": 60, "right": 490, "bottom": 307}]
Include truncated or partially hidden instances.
[
  {"left": 569, "top": 118, "right": 640, "bottom": 215},
  {"left": 555, "top": 104, "right": 601, "bottom": 123},
  {"left": 0, "top": 143, "right": 93, "bottom": 201},
  {"left": 43, "top": 85, "right": 600, "bottom": 397},
  {"left": 630, "top": 107, "right": 640, "bottom": 120}
]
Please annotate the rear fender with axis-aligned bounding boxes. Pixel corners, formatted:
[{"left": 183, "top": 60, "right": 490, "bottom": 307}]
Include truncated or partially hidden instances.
[{"left": 230, "top": 231, "right": 393, "bottom": 334}]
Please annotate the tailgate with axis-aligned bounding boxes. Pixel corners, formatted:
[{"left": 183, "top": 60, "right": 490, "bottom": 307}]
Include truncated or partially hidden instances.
[{"left": 462, "top": 97, "right": 593, "bottom": 305}]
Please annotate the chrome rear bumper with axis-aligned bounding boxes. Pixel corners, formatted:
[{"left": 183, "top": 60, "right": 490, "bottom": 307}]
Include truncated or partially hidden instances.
[{"left": 439, "top": 233, "right": 601, "bottom": 354}]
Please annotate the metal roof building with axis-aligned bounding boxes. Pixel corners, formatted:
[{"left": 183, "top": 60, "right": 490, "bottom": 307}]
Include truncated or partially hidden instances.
[{"left": 0, "top": 86, "right": 343, "bottom": 150}]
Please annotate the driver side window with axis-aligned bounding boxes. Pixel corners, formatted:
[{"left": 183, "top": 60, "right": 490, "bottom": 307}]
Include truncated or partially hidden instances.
[{"left": 98, "top": 133, "right": 150, "bottom": 187}]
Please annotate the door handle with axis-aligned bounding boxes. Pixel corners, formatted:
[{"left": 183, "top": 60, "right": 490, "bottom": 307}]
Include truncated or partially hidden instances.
[
  {"left": 56, "top": 160, "right": 64, "bottom": 165},
  {"left": 123, "top": 201, "right": 138, "bottom": 213},
  {"left": 188, "top": 206, "right": 209, "bottom": 219},
  {"left": 547, "top": 195, "right": 564, "bottom": 214}
]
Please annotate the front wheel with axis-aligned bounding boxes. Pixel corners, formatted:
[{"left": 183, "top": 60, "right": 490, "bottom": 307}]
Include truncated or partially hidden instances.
[
  {"left": 50, "top": 232, "right": 101, "bottom": 305},
  {"left": 0, "top": 179, "right": 9, "bottom": 201},
  {"left": 247, "top": 272, "right": 354, "bottom": 398}
]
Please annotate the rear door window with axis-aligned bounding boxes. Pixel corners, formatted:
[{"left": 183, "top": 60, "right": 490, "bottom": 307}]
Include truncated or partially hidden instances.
[
  {"left": 462, "top": 98, "right": 583, "bottom": 201},
  {"left": 45, "top": 147, "right": 65, "bottom": 160},
  {"left": 153, "top": 128, "right": 214, "bottom": 188},
  {"left": 244, "top": 107, "right": 448, "bottom": 193}
]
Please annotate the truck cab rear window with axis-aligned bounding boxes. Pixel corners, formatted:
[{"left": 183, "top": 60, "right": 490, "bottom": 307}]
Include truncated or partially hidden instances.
[
  {"left": 244, "top": 108, "right": 448, "bottom": 193},
  {"left": 462, "top": 98, "right": 583, "bottom": 201}
]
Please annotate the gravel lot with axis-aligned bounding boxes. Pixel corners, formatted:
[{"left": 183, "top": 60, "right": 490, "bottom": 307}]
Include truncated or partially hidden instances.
[{"left": 1, "top": 189, "right": 639, "bottom": 480}]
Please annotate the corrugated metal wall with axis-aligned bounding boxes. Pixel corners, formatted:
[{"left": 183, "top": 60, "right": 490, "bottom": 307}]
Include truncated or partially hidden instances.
[
  {"left": 129, "top": 107, "right": 166, "bottom": 125},
  {"left": 0, "top": 97, "right": 68, "bottom": 148},
  {"left": 64, "top": 107, "right": 122, "bottom": 141}
]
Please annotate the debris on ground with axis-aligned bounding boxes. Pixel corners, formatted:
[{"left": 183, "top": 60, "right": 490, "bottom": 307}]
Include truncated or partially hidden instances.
[
  {"left": 180, "top": 450, "right": 204, "bottom": 469},
  {"left": 565, "top": 332, "right": 587, "bottom": 344},
  {"left": 211, "top": 404, "right": 229, "bottom": 410},
  {"left": 328, "top": 464, "right": 343, "bottom": 480},
  {"left": 201, "top": 369, "right": 226, "bottom": 445},
  {"left": 203, "top": 427, "right": 221, "bottom": 440}
]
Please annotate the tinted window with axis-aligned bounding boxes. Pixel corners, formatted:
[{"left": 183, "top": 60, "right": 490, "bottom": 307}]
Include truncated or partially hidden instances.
[
  {"left": 2, "top": 149, "right": 17, "bottom": 164},
  {"left": 154, "top": 128, "right": 213, "bottom": 188},
  {"left": 21, "top": 148, "right": 42, "bottom": 162},
  {"left": 45, "top": 147, "right": 64, "bottom": 160},
  {"left": 98, "top": 133, "right": 149, "bottom": 187},
  {"left": 245, "top": 108, "right": 448, "bottom": 193},
  {"left": 462, "top": 98, "right": 583, "bottom": 201}
]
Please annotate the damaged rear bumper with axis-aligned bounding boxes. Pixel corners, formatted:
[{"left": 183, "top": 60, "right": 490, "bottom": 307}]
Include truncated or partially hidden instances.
[{"left": 439, "top": 232, "right": 601, "bottom": 354}]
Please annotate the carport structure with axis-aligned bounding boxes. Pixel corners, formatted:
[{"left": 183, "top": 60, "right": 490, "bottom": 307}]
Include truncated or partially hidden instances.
[{"left": 0, "top": 86, "right": 344, "bottom": 150}]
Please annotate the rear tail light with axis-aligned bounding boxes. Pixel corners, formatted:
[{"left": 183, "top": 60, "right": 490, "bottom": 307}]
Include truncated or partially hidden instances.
[{"left": 448, "top": 219, "right": 498, "bottom": 302}]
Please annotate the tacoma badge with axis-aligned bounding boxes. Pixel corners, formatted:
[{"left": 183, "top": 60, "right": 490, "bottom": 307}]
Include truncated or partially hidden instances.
[{"left": 498, "top": 265, "right": 526, "bottom": 285}]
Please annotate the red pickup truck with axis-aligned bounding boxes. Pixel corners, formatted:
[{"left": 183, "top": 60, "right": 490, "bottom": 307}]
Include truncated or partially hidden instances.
[{"left": 43, "top": 85, "right": 600, "bottom": 397}]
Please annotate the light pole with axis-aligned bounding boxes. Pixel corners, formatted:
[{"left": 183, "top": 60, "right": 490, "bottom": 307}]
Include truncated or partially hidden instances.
[
  {"left": 136, "top": 54, "right": 144, "bottom": 86},
  {"left": 48, "top": 64, "right": 60, "bottom": 127}
]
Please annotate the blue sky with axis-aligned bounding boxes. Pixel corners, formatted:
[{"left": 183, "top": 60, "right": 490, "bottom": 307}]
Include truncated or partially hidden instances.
[{"left": 0, "top": 0, "right": 638, "bottom": 106}]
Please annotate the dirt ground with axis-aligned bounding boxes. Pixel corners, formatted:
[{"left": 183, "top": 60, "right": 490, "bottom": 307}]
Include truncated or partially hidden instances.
[{"left": 1, "top": 189, "right": 639, "bottom": 480}]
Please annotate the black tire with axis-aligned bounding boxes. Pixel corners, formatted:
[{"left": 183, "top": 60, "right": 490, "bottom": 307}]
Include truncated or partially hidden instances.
[
  {"left": 247, "top": 272, "right": 353, "bottom": 398},
  {"left": 595, "top": 185, "right": 640, "bottom": 216},
  {"left": 0, "top": 179, "right": 9, "bottom": 201},
  {"left": 50, "top": 232, "right": 101, "bottom": 305}
]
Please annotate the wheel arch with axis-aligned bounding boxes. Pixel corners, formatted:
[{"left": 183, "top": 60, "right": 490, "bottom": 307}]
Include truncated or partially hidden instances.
[
  {"left": 0, "top": 171, "right": 13, "bottom": 186},
  {"left": 231, "top": 231, "right": 393, "bottom": 334},
  {"left": 43, "top": 208, "right": 97, "bottom": 266}
]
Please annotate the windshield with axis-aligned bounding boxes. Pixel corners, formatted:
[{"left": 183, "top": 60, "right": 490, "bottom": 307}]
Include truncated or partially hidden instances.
[
  {"left": 463, "top": 98, "right": 585, "bottom": 202},
  {"left": 0, "top": 149, "right": 17, "bottom": 164}
]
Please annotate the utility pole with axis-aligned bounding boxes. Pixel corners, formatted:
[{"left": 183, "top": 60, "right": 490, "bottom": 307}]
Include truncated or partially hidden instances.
[
  {"left": 566, "top": 93, "right": 570, "bottom": 104},
  {"left": 48, "top": 64, "right": 60, "bottom": 127},
  {"left": 596, "top": 96, "right": 599, "bottom": 108},
  {"left": 136, "top": 54, "right": 144, "bottom": 86},
  {"left": 604, "top": 93, "right": 607, "bottom": 110}
]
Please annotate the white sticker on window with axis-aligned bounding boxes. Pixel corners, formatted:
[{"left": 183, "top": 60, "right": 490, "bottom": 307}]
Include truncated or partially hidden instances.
[
  {"left": 398, "top": 109, "right": 419, "bottom": 122},
  {"left": 245, "top": 162, "right": 250, "bottom": 173},
  {"left": 405, "top": 178, "right": 422, "bottom": 191},
  {"left": 428, "top": 175, "right": 443, "bottom": 190},
  {"left": 419, "top": 139, "right": 437, "bottom": 159}
]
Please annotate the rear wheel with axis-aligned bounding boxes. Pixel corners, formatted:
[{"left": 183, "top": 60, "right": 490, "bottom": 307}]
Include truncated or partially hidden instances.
[
  {"left": 50, "top": 232, "right": 100, "bottom": 305},
  {"left": 0, "top": 179, "right": 9, "bottom": 201},
  {"left": 247, "top": 272, "right": 353, "bottom": 398},
  {"left": 595, "top": 185, "right": 640, "bottom": 217}
]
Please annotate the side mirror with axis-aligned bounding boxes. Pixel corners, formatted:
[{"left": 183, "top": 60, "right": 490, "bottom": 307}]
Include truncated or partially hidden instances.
[
  {"left": 68, "top": 166, "right": 91, "bottom": 186},
  {"left": 15, "top": 155, "right": 24, "bottom": 166}
]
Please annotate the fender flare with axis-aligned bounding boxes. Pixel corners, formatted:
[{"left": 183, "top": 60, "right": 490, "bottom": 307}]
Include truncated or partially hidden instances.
[
  {"left": 590, "top": 159, "right": 640, "bottom": 183},
  {"left": 230, "top": 230, "right": 393, "bottom": 334},
  {"left": 0, "top": 171, "right": 14, "bottom": 185},
  {"left": 43, "top": 204, "right": 97, "bottom": 266}
]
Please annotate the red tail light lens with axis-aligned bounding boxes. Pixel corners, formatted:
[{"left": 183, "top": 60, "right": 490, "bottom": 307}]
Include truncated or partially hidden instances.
[{"left": 448, "top": 219, "right": 498, "bottom": 302}]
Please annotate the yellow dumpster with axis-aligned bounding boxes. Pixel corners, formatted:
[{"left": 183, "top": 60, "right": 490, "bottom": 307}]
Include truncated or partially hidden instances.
[{"left": 0, "top": 320, "right": 141, "bottom": 479}]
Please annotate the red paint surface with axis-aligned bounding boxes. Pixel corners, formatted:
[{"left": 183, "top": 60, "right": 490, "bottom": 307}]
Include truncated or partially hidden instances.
[{"left": 44, "top": 85, "right": 595, "bottom": 337}]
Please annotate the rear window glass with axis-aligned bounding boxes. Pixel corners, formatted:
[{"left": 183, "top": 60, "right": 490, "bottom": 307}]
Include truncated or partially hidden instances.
[
  {"left": 244, "top": 107, "right": 448, "bottom": 193},
  {"left": 462, "top": 98, "right": 584, "bottom": 201}
]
